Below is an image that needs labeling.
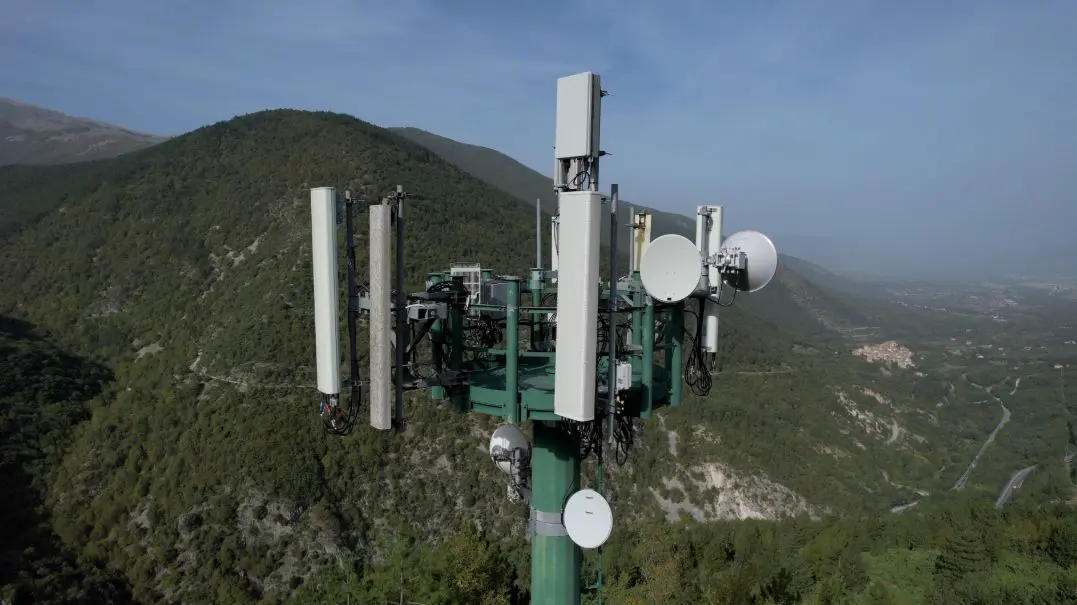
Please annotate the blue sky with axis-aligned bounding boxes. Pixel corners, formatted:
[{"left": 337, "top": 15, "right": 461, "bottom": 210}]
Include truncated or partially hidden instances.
[{"left": 3, "top": 0, "right": 1076, "bottom": 275}]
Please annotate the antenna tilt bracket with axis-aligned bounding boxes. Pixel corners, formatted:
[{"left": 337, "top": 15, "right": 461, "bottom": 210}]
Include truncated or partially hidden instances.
[
  {"left": 490, "top": 443, "right": 532, "bottom": 503},
  {"left": 707, "top": 249, "right": 748, "bottom": 273}
]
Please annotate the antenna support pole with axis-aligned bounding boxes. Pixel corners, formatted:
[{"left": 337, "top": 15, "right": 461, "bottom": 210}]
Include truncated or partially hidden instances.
[
  {"left": 530, "top": 421, "right": 581, "bottom": 605},
  {"left": 606, "top": 183, "right": 619, "bottom": 444},
  {"left": 536, "top": 198, "right": 543, "bottom": 269},
  {"left": 344, "top": 191, "right": 360, "bottom": 395},
  {"left": 392, "top": 185, "right": 408, "bottom": 428}
]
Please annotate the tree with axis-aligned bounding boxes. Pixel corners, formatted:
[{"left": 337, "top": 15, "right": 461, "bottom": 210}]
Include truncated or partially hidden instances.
[
  {"left": 1047, "top": 518, "right": 1077, "bottom": 568},
  {"left": 934, "top": 530, "right": 988, "bottom": 582}
]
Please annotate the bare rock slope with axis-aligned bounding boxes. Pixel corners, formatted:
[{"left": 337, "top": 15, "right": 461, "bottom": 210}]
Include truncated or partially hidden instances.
[{"left": 0, "top": 97, "right": 166, "bottom": 165}]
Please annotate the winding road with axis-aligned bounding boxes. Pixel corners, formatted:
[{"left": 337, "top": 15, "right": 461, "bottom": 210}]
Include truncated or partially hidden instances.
[
  {"left": 952, "top": 375, "right": 1013, "bottom": 491},
  {"left": 892, "top": 371, "right": 1072, "bottom": 513},
  {"left": 893, "top": 374, "right": 1017, "bottom": 514},
  {"left": 995, "top": 465, "right": 1037, "bottom": 509}
]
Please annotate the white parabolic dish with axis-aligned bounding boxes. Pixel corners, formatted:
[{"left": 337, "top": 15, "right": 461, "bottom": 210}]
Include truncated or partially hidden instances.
[
  {"left": 489, "top": 424, "right": 530, "bottom": 475},
  {"left": 720, "top": 229, "right": 779, "bottom": 293},
  {"left": 639, "top": 234, "right": 703, "bottom": 303},
  {"left": 563, "top": 489, "right": 613, "bottom": 549}
]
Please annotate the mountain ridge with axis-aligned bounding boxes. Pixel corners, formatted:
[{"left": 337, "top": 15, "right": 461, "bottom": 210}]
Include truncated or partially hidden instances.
[{"left": 0, "top": 97, "right": 167, "bottom": 165}]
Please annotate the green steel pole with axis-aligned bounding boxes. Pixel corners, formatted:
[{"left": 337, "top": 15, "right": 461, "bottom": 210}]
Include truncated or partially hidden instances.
[
  {"left": 631, "top": 272, "right": 643, "bottom": 350},
  {"left": 631, "top": 271, "right": 643, "bottom": 386},
  {"left": 449, "top": 276, "right": 466, "bottom": 412},
  {"left": 429, "top": 273, "right": 444, "bottom": 400},
  {"left": 506, "top": 279, "right": 520, "bottom": 423},
  {"left": 641, "top": 301, "right": 654, "bottom": 418},
  {"left": 530, "top": 268, "right": 543, "bottom": 349},
  {"left": 669, "top": 304, "right": 684, "bottom": 406},
  {"left": 530, "top": 421, "right": 581, "bottom": 605}
]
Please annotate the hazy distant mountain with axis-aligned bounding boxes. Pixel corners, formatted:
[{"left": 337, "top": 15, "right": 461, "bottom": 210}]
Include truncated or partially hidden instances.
[
  {"left": 389, "top": 126, "right": 697, "bottom": 249},
  {"left": 0, "top": 97, "right": 167, "bottom": 165}
]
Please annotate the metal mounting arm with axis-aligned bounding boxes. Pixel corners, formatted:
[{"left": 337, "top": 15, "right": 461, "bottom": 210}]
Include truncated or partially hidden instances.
[{"left": 706, "top": 248, "right": 749, "bottom": 280}]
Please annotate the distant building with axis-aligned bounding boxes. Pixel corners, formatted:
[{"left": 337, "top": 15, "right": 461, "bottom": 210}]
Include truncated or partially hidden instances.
[{"left": 853, "top": 340, "right": 915, "bottom": 369}]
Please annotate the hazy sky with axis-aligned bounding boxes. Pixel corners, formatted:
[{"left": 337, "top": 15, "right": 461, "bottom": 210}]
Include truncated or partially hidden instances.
[{"left": 3, "top": 0, "right": 1075, "bottom": 275}]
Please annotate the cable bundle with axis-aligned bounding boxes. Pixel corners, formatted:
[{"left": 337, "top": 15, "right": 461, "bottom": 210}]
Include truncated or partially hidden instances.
[
  {"left": 683, "top": 300, "right": 713, "bottom": 397},
  {"left": 564, "top": 419, "right": 604, "bottom": 461}
]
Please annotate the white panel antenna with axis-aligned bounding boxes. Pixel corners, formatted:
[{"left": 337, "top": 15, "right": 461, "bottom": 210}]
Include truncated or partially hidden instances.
[
  {"left": 310, "top": 188, "right": 341, "bottom": 396},
  {"left": 555, "top": 73, "right": 602, "bottom": 161},
  {"left": 705, "top": 206, "right": 724, "bottom": 293},
  {"left": 553, "top": 190, "right": 603, "bottom": 421},
  {"left": 694, "top": 210, "right": 707, "bottom": 259},
  {"left": 632, "top": 212, "right": 652, "bottom": 272},
  {"left": 563, "top": 489, "right": 613, "bottom": 549},
  {"left": 368, "top": 203, "right": 393, "bottom": 431}
]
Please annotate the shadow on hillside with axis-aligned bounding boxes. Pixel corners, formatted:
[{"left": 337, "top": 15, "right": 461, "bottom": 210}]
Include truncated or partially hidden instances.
[
  {"left": 0, "top": 315, "right": 39, "bottom": 341},
  {"left": 0, "top": 314, "right": 134, "bottom": 603},
  {"left": 0, "top": 464, "right": 135, "bottom": 604}
]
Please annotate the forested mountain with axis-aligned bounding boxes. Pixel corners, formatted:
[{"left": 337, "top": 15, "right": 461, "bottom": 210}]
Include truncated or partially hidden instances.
[
  {"left": 0, "top": 98, "right": 166, "bottom": 166},
  {"left": 0, "top": 109, "right": 1072, "bottom": 603}
]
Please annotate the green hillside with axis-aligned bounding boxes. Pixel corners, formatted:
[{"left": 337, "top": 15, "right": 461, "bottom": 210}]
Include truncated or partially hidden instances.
[
  {"left": 0, "top": 110, "right": 551, "bottom": 602},
  {"left": 739, "top": 258, "right": 875, "bottom": 341},
  {"left": 0, "top": 160, "right": 123, "bottom": 239},
  {"left": 0, "top": 109, "right": 1046, "bottom": 602}
]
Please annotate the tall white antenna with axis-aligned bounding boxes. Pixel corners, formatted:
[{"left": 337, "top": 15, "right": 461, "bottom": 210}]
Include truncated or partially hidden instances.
[
  {"left": 554, "top": 191, "right": 603, "bottom": 422},
  {"left": 553, "top": 71, "right": 604, "bottom": 423},
  {"left": 369, "top": 202, "right": 393, "bottom": 430},
  {"left": 310, "top": 188, "right": 341, "bottom": 397}
]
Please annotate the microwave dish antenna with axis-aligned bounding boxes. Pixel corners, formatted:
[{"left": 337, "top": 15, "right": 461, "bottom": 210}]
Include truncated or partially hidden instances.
[
  {"left": 563, "top": 489, "right": 614, "bottom": 550},
  {"left": 720, "top": 229, "right": 778, "bottom": 293}
]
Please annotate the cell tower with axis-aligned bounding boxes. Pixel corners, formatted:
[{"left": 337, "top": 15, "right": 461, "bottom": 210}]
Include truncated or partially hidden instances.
[{"left": 308, "top": 72, "right": 779, "bottom": 605}]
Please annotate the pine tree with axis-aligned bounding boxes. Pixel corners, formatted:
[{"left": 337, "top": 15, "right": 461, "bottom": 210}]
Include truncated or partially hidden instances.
[
  {"left": 934, "top": 530, "right": 988, "bottom": 582},
  {"left": 1047, "top": 518, "right": 1077, "bottom": 568}
]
